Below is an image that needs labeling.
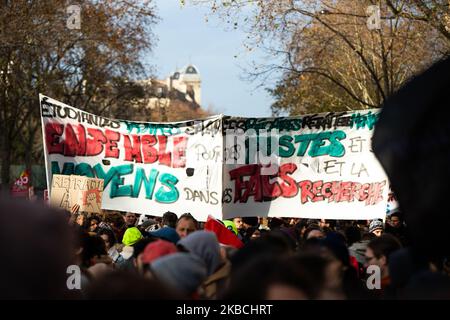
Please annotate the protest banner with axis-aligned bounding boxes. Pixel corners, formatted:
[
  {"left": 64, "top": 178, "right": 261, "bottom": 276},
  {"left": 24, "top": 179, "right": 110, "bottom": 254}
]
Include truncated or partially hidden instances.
[
  {"left": 40, "top": 94, "right": 223, "bottom": 221},
  {"left": 49, "top": 174, "right": 104, "bottom": 213},
  {"left": 41, "top": 94, "right": 388, "bottom": 221},
  {"left": 49, "top": 174, "right": 72, "bottom": 210},
  {"left": 70, "top": 175, "right": 104, "bottom": 214},
  {"left": 222, "top": 110, "right": 389, "bottom": 220}
]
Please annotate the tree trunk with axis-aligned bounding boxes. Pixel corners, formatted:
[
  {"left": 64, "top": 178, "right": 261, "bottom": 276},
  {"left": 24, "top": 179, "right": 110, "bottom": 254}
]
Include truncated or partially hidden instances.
[{"left": 0, "top": 135, "right": 11, "bottom": 191}]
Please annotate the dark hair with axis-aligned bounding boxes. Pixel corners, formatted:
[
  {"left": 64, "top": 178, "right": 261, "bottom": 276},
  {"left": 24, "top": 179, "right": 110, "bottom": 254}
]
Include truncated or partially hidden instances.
[
  {"left": 242, "top": 216, "right": 259, "bottom": 227},
  {"left": 345, "top": 226, "right": 362, "bottom": 246},
  {"left": 132, "top": 237, "right": 158, "bottom": 259},
  {"left": 0, "top": 198, "right": 75, "bottom": 299},
  {"left": 85, "top": 270, "right": 182, "bottom": 299},
  {"left": 268, "top": 217, "right": 285, "bottom": 230},
  {"left": 162, "top": 211, "right": 178, "bottom": 228},
  {"left": 78, "top": 232, "right": 108, "bottom": 268},
  {"left": 230, "top": 232, "right": 293, "bottom": 272},
  {"left": 389, "top": 212, "right": 403, "bottom": 221},
  {"left": 88, "top": 216, "right": 101, "bottom": 230},
  {"left": 303, "top": 224, "right": 323, "bottom": 240},
  {"left": 98, "top": 228, "right": 117, "bottom": 246},
  {"left": 104, "top": 212, "right": 126, "bottom": 229},
  {"left": 75, "top": 212, "right": 90, "bottom": 231},
  {"left": 176, "top": 213, "right": 198, "bottom": 229},
  {"left": 368, "top": 234, "right": 402, "bottom": 262},
  {"left": 223, "top": 255, "right": 316, "bottom": 299}
]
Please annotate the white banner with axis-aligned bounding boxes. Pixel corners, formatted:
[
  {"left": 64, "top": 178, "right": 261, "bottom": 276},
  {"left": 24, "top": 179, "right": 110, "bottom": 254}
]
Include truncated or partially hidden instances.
[
  {"left": 222, "top": 111, "right": 388, "bottom": 220},
  {"left": 40, "top": 94, "right": 223, "bottom": 222},
  {"left": 41, "top": 94, "right": 388, "bottom": 221}
]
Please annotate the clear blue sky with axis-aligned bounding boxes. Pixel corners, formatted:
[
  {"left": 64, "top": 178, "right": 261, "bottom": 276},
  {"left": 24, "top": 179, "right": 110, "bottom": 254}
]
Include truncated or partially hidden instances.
[{"left": 149, "top": 0, "right": 276, "bottom": 117}]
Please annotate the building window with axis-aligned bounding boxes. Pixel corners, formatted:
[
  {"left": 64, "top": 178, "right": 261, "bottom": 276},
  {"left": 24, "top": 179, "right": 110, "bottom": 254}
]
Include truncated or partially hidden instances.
[{"left": 185, "top": 66, "right": 197, "bottom": 74}]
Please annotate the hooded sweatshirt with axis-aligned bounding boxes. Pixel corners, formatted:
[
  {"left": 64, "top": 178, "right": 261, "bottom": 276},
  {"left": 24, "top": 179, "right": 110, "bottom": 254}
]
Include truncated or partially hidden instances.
[
  {"left": 150, "top": 252, "right": 207, "bottom": 296},
  {"left": 177, "top": 231, "right": 222, "bottom": 276}
]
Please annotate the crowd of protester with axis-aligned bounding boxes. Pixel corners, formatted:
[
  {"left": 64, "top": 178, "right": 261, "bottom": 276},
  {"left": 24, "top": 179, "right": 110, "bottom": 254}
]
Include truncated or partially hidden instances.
[{"left": 2, "top": 195, "right": 449, "bottom": 300}]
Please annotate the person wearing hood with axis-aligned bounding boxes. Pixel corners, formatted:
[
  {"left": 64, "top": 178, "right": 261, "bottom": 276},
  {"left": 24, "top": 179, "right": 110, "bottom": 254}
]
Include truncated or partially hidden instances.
[
  {"left": 149, "top": 252, "right": 207, "bottom": 299},
  {"left": 178, "top": 231, "right": 231, "bottom": 299}
]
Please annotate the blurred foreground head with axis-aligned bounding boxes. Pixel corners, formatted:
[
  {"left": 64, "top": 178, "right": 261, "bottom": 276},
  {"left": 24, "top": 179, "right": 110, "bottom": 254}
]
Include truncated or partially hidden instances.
[
  {"left": 0, "top": 196, "right": 74, "bottom": 299},
  {"left": 373, "top": 56, "right": 450, "bottom": 260}
]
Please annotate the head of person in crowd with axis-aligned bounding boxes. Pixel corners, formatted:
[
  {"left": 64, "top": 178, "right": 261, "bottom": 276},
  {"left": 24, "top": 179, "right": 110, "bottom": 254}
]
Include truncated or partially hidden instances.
[
  {"left": 75, "top": 212, "right": 90, "bottom": 230},
  {"left": 303, "top": 224, "right": 325, "bottom": 240},
  {"left": 319, "top": 219, "right": 329, "bottom": 229},
  {"left": 75, "top": 228, "right": 112, "bottom": 269},
  {"left": 235, "top": 217, "right": 259, "bottom": 242},
  {"left": 176, "top": 213, "right": 198, "bottom": 239},
  {"left": 389, "top": 212, "right": 403, "bottom": 229},
  {"left": 139, "top": 239, "right": 178, "bottom": 271},
  {"left": 98, "top": 228, "right": 117, "bottom": 252},
  {"left": 242, "top": 216, "right": 259, "bottom": 230},
  {"left": 369, "top": 219, "right": 384, "bottom": 237},
  {"left": 149, "top": 252, "right": 208, "bottom": 299},
  {"left": 365, "top": 234, "right": 402, "bottom": 286},
  {"left": 122, "top": 227, "right": 143, "bottom": 247},
  {"left": 345, "top": 225, "right": 362, "bottom": 247},
  {"left": 293, "top": 253, "right": 346, "bottom": 299},
  {"left": 229, "top": 232, "right": 294, "bottom": 273},
  {"left": 223, "top": 220, "right": 238, "bottom": 236},
  {"left": 268, "top": 217, "right": 285, "bottom": 230},
  {"left": 273, "top": 227, "right": 297, "bottom": 251},
  {"left": 85, "top": 269, "right": 182, "bottom": 299},
  {"left": 89, "top": 215, "right": 101, "bottom": 233},
  {"left": 306, "top": 232, "right": 371, "bottom": 299},
  {"left": 162, "top": 211, "right": 178, "bottom": 228},
  {"left": 124, "top": 212, "right": 137, "bottom": 228},
  {"left": 294, "top": 219, "right": 309, "bottom": 241},
  {"left": 223, "top": 255, "right": 316, "bottom": 300},
  {"left": 150, "top": 225, "right": 180, "bottom": 244},
  {"left": 104, "top": 211, "right": 127, "bottom": 242},
  {"left": 233, "top": 217, "right": 243, "bottom": 231},
  {"left": 140, "top": 217, "right": 160, "bottom": 233},
  {"left": 0, "top": 197, "right": 75, "bottom": 299},
  {"left": 178, "top": 231, "right": 223, "bottom": 276}
]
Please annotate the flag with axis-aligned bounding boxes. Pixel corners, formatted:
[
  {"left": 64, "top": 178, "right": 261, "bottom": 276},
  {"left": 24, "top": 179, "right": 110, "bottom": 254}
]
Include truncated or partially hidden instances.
[{"left": 204, "top": 215, "right": 244, "bottom": 249}]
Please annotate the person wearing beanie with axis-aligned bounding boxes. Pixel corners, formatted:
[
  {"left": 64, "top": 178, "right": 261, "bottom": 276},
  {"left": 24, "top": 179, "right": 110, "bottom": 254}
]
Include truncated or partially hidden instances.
[
  {"left": 149, "top": 226, "right": 180, "bottom": 245},
  {"left": 369, "top": 220, "right": 384, "bottom": 237},
  {"left": 223, "top": 220, "right": 238, "bottom": 236},
  {"left": 140, "top": 239, "right": 178, "bottom": 266},
  {"left": 122, "top": 227, "right": 143, "bottom": 246},
  {"left": 115, "top": 227, "right": 143, "bottom": 272}
]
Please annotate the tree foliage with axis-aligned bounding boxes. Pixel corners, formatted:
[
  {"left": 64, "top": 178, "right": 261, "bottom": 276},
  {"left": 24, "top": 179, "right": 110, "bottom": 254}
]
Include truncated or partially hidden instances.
[
  {"left": 187, "top": 0, "right": 450, "bottom": 115},
  {"left": 0, "top": 0, "right": 158, "bottom": 188}
]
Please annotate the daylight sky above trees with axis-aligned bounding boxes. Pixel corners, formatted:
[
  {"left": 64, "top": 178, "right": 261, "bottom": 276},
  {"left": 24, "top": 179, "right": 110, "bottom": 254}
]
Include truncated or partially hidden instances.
[{"left": 151, "top": 0, "right": 277, "bottom": 117}]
